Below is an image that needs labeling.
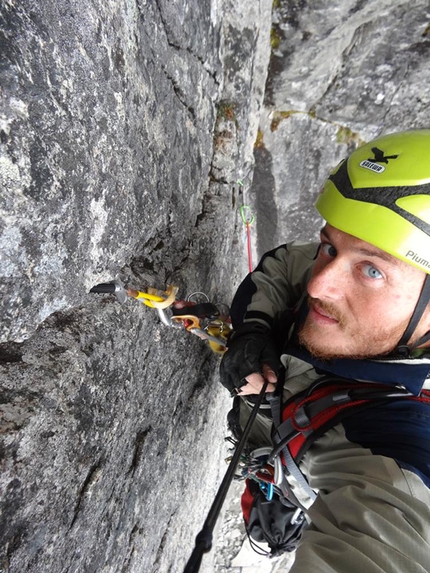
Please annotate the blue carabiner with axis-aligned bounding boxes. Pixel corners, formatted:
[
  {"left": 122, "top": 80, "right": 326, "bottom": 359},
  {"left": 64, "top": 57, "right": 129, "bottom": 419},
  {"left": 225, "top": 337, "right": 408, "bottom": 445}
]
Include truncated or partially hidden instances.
[{"left": 258, "top": 480, "right": 274, "bottom": 501}]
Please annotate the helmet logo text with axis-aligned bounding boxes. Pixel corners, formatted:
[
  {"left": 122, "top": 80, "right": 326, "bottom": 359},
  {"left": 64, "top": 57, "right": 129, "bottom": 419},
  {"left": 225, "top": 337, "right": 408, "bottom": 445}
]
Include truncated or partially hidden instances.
[
  {"left": 405, "top": 250, "right": 430, "bottom": 270},
  {"left": 359, "top": 147, "right": 399, "bottom": 174},
  {"left": 359, "top": 160, "right": 385, "bottom": 173}
]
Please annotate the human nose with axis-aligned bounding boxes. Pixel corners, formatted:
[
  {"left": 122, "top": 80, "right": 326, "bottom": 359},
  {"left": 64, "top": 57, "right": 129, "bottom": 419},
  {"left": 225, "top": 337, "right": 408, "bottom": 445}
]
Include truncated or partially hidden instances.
[{"left": 307, "top": 258, "right": 349, "bottom": 300}]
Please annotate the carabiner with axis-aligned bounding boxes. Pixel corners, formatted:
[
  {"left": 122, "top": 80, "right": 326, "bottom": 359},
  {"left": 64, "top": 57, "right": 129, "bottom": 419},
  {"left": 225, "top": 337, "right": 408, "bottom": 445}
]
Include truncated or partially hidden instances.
[{"left": 239, "top": 205, "right": 255, "bottom": 226}]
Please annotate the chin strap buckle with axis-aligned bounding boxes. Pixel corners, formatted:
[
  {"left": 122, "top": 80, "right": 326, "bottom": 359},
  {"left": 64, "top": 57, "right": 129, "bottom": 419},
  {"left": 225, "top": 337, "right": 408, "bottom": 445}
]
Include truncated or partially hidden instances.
[{"left": 396, "top": 345, "right": 411, "bottom": 357}]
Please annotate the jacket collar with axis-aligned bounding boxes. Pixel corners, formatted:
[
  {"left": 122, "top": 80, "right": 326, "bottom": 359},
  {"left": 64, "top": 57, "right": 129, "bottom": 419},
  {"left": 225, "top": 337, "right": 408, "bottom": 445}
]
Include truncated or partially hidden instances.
[
  {"left": 288, "top": 299, "right": 430, "bottom": 396},
  {"left": 284, "top": 344, "right": 430, "bottom": 396}
]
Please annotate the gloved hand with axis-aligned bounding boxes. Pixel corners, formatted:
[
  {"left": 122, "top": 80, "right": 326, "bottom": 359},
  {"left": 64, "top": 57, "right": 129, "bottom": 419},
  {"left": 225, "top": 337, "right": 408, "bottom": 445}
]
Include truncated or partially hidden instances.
[{"left": 219, "top": 322, "right": 280, "bottom": 395}]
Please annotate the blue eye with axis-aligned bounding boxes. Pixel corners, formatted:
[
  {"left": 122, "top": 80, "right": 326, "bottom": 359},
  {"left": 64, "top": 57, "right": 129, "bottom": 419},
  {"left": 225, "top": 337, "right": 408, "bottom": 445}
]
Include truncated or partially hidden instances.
[
  {"left": 320, "top": 243, "right": 337, "bottom": 257},
  {"left": 362, "top": 264, "right": 383, "bottom": 279}
]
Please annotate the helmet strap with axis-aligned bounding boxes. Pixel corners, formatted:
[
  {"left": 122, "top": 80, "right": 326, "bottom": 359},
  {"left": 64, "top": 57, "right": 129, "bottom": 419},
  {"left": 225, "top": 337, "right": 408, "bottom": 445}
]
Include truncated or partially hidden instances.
[{"left": 396, "top": 274, "right": 430, "bottom": 356}]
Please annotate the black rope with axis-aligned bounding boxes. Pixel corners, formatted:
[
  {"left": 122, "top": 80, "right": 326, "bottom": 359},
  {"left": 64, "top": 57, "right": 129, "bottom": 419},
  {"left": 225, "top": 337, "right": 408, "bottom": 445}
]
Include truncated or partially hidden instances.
[
  {"left": 397, "top": 274, "right": 430, "bottom": 354},
  {"left": 183, "top": 380, "right": 270, "bottom": 573}
]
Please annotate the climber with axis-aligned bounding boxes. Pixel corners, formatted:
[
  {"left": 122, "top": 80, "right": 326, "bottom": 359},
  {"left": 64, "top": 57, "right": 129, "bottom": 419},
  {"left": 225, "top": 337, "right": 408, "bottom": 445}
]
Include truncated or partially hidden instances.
[{"left": 220, "top": 129, "right": 430, "bottom": 572}]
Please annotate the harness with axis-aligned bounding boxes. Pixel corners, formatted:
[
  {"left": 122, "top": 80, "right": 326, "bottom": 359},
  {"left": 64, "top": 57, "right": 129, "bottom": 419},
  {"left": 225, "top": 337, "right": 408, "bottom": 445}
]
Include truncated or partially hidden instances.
[{"left": 244, "top": 377, "right": 430, "bottom": 510}]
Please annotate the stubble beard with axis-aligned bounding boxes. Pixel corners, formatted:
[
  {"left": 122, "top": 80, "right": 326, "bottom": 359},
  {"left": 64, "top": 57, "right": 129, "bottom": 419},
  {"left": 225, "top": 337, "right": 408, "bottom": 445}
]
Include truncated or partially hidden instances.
[{"left": 298, "top": 297, "right": 407, "bottom": 361}]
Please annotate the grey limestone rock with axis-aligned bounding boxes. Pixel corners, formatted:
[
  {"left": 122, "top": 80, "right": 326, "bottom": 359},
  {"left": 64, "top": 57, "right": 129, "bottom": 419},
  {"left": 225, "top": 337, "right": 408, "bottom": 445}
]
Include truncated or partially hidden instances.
[
  {"left": 4, "top": 0, "right": 430, "bottom": 571},
  {"left": 0, "top": 0, "right": 272, "bottom": 572},
  {"left": 0, "top": 0, "right": 221, "bottom": 343},
  {"left": 252, "top": 0, "right": 430, "bottom": 254}
]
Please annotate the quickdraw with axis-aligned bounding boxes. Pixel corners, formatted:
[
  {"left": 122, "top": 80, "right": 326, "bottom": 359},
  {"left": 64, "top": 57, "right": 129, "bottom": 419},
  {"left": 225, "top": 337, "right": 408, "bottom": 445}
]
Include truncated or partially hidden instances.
[
  {"left": 235, "top": 446, "right": 279, "bottom": 502},
  {"left": 90, "top": 279, "right": 231, "bottom": 353}
]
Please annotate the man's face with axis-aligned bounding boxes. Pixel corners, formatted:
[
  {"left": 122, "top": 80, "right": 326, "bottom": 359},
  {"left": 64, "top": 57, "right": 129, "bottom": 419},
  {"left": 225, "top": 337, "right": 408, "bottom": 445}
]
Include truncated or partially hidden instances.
[{"left": 298, "top": 224, "right": 429, "bottom": 360}]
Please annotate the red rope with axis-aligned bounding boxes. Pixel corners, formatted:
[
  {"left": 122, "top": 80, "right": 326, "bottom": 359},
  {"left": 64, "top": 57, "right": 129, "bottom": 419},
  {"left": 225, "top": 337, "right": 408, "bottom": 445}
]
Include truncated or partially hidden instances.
[{"left": 246, "top": 222, "right": 253, "bottom": 272}]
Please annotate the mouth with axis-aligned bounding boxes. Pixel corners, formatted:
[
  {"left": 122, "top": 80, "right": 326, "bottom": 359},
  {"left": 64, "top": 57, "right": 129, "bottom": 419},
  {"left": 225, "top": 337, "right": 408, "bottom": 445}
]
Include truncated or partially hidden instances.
[{"left": 308, "top": 302, "right": 340, "bottom": 325}]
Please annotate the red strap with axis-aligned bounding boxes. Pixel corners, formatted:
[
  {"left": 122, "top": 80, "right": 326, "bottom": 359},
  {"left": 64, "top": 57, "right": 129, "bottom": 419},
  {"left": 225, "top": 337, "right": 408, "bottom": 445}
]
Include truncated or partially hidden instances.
[
  {"left": 282, "top": 383, "right": 430, "bottom": 459},
  {"left": 287, "top": 435, "right": 306, "bottom": 459},
  {"left": 241, "top": 479, "right": 255, "bottom": 524}
]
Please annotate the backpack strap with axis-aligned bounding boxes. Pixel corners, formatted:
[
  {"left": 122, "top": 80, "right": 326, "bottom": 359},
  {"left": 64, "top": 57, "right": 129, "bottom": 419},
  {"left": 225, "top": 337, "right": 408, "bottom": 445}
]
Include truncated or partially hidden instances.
[
  {"left": 269, "top": 377, "right": 430, "bottom": 506},
  {"left": 278, "top": 443, "right": 317, "bottom": 504}
]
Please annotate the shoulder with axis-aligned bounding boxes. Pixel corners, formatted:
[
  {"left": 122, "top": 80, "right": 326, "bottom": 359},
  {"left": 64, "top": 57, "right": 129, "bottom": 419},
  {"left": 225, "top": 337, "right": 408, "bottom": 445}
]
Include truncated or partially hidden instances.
[{"left": 341, "top": 398, "right": 430, "bottom": 487}]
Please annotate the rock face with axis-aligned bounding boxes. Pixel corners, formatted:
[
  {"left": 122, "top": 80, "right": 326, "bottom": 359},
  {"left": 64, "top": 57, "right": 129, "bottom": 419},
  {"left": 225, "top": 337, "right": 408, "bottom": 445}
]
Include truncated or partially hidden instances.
[
  {"left": 2, "top": 0, "right": 430, "bottom": 572},
  {"left": 1, "top": 0, "right": 222, "bottom": 343},
  {"left": 0, "top": 0, "right": 272, "bottom": 572},
  {"left": 252, "top": 0, "right": 430, "bottom": 254}
]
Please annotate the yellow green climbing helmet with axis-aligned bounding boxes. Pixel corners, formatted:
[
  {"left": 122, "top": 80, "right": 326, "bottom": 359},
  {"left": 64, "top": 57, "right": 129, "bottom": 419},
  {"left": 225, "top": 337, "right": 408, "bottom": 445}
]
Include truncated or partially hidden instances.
[{"left": 315, "top": 129, "right": 430, "bottom": 274}]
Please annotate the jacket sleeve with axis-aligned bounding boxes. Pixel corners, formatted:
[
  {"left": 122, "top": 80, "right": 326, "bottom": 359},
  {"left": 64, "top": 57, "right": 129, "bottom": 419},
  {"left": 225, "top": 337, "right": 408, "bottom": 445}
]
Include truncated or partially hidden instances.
[
  {"left": 230, "top": 241, "right": 318, "bottom": 330},
  {"left": 291, "top": 425, "right": 430, "bottom": 573}
]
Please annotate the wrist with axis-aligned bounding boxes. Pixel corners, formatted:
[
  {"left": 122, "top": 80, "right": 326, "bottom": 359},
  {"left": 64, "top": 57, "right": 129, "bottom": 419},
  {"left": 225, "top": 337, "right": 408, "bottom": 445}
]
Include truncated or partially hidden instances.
[{"left": 229, "top": 321, "right": 271, "bottom": 341}]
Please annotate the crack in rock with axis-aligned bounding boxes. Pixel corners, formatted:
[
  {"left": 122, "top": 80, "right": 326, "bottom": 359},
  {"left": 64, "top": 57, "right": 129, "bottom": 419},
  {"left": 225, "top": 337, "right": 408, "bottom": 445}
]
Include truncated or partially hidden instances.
[
  {"left": 150, "top": 511, "right": 177, "bottom": 573},
  {"left": 69, "top": 461, "right": 104, "bottom": 530},
  {"left": 153, "top": 0, "right": 220, "bottom": 87},
  {"left": 161, "top": 67, "right": 197, "bottom": 120},
  {"left": 167, "top": 41, "right": 220, "bottom": 85},
  {"left": 128, "top": 427, "right": 152, "bottom": 476}
]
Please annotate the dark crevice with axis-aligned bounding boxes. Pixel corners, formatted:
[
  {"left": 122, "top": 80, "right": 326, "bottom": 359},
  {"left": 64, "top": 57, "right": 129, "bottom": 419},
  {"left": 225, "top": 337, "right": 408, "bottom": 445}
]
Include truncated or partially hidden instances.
[
  {"left": 154, "top": 0, "right": 197, "bottom": 117},
  {"left": 125, "top": 236, "right": 170, "bottom": 285},
  {"left": 120, "top": 523, "right": 142, "bottom": 572},
  {"left": 41, "top": 308, "right": 85, "bottom": 337},
  {"left": 69, "top": 461, "right": 103, "bottom": 530},
  {"left": 121, "top": 227, "right": 192, "bottom": 290},
  {"left": 154, "top": 0, "right": 219, "bottom": 89},
  {"left": 4, "top": 523, "right": 27, "bottom": 569},
  {"left": 0, "top": 342, "right": 24, "bottom": 364},
  {"left": 193, "top": 188, "right": 223, "bottom": 230},
  {"left": 150, "top": 511, "right": 177, "bottom": 573},
  {"left": 167, "top": 248, "right": 191, "bottom": 279},
  {"left": 128, "top": 428, "right": 151, "bottom": 475},
  {"left": 195, "top": 210, "right": 206, "bottom": 227},
  {"left": 194, "top": 190, "right": 211, "bottom": 228},
  {"left": 208, "top": 172, "right": 229, "bottom": 185},
  {"left": 129, "top": 523, "right": 141, "bottom": 542},
  {"left": 408, "top": 38, "right": 430, "bottom": 55},
  {"left": 121, "top": 545, "right": 135, "bottom": 573},
  {"left": 167, "top": 40, "right": 220, "bottom": 85},
  {"left": 161, "top": 68, "right": 197, "bottom": 120},
  {"left": 154, "top": 0, "right": 172, "bottom": 43},
  {"left": 184, "top": 356, "right": 211, "bottom": 411}
]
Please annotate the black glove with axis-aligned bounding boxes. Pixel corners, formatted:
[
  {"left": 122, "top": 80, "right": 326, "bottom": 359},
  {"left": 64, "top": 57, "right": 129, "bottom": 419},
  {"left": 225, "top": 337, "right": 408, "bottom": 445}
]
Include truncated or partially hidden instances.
[{"left": 219, "top": 322, "right": 280, "bottom": 394}]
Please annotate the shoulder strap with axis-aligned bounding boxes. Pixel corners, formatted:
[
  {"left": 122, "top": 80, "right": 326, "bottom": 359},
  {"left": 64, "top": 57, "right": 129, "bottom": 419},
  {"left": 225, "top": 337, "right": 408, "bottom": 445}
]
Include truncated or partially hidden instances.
[{"left": 269, "top": 378, "right": 430, "bottom": 500}]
